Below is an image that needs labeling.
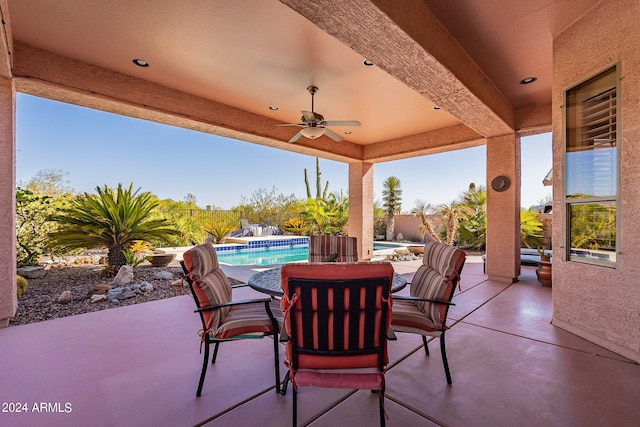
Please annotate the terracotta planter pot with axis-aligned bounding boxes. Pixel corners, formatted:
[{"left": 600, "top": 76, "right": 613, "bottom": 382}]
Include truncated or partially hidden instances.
[{"left": 536, "top": 261, "right": 552, "bottom": 287}]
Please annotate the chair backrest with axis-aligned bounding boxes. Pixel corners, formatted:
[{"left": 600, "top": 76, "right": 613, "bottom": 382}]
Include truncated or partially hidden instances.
[
  {"left": 280, "top": 263, "right": 393, "bottom": 371},
  {"left": 182, "top": 244, "right": 233, "bottom": 330},
  {"left": 410, "top": 241, "right": 466, "bottom": 329},
  {"left": 240, "top": 218, "right": 251, "bottom": 229},
  {"left": 308, "top": 235, "right": 358, "bottom": 262}
]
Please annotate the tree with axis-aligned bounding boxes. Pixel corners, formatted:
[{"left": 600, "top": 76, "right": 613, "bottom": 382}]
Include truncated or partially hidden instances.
[
  {"left": 410, "top": 200, "right": 441, "bottom": 242},
  {"left": 437, "top": 202, "right": 474, "bottom": 245},
  {"left": 15, "top": 188, "right": 66, "bottom": 266},
  {"left": 48, "top": 183, "right": 180, "bottom": 270},
  {"left": 456, "top": 183, "right": 487, "bottom": 249},
  {"left": 382, "top": 176, "right": 402, "bottom": 240},
  {"left": 21, "top": 168, "right": 73, "bottom": 197}
]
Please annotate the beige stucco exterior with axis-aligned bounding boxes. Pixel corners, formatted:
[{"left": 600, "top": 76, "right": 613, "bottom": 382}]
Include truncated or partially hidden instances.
[
  {"left": 0, "top": 77, "right": 15, "bottom": 328},
  {"left": 551, "top": 0, "right": 640, "bottom": 361}
]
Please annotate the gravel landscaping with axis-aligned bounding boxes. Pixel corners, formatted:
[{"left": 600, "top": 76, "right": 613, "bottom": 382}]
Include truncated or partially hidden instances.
[{"left": 11, "top": 260, "right": 241, "bottom": 326}]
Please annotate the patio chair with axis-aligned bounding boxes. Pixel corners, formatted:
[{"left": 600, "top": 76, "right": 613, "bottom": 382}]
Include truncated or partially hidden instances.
[
  {"left": 391, "top": 241, "right": 466, "bottom": 384},
  {"left": 181, "top": 244, "right": 282, "bottom": 396},
  {"left": 308, "top": 235, "right": 358, "bottom": 262},
  {"left": 279, "top": 262, "right": 394, "bottom": 427}
]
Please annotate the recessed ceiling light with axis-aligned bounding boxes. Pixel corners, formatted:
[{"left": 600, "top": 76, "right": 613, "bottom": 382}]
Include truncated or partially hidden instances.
[
  {"left": 132, "top": 59, "right": 149, "bottom": 67},
  {"left": 433, "top": 105, "right": 441, "bottom": 110},
  {"left": 363, "top": 59, "right": 374, "bottom": 67},
  {"left": 268, "top": 106, "right": 279, "bottom": 110},
  {"left": 344, "top": 131, "right": 352, "bottom": 135},
  {"left": 519, "top": 77, "right": 537, "bottom": 84}
]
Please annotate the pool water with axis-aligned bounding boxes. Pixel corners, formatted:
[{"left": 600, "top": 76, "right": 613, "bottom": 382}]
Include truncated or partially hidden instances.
[
  {"left": 216, "top": 246, "right": 309, "bottom": 266},
  {"left": 372, "top": 242, "right": 405, "bottom": 251}
]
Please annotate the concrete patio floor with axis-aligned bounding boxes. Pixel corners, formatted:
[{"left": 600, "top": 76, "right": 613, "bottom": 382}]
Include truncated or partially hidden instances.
[{"left": 1, "top": 259, "right": 638, "bottom": 426}]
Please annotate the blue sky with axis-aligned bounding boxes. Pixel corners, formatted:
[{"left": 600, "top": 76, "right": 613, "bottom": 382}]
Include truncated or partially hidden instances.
[{"left": 16, "top": 94, "right": 552, "bottom": 211}]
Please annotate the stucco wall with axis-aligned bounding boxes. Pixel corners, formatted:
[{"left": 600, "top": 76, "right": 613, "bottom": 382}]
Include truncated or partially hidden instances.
[
  {"left": 0, "top": 78, "right": 16, "bottom": 327},
  {"left": 552, "top": 0, "right": 640, "bottom": 361}
]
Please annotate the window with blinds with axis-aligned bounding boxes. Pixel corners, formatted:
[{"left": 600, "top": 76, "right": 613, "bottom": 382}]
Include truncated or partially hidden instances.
[{"left": 564, "top": 65, "right": 619, "bottom": 267}]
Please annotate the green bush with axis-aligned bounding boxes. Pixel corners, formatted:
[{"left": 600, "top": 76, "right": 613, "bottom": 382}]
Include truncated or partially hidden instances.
[{"left": 16, "top": 275, "right": 28, "bottom": 297}]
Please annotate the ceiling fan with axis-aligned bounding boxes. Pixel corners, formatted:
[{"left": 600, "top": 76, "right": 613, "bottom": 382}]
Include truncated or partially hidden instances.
[{"left": 277, "top": 86, "right": 361, "bottom": 143}]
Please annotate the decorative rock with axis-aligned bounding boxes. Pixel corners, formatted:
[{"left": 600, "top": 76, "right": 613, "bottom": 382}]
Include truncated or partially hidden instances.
[
  {"left": 113, "top": 265, "right": 134, "bottom": 286},
  {"left": 90, "top": 294, "right": 107, "bottom": 303},
  {"left": 119, "top": 291, "right": 136, "bottom": 299},
  {"left": 16, "top": 266, "right": 47, "bottom": 279},
  {"left": 57, "top": 290, "right": 73, "bottom": 304},
  {"left": 94, "top": 283, "right": 112, "bottom": 292},
  {"left": 140, "top": 282, "right": 154, "bottom": 292},
  {"left": 153, "top": 271, "right": 174, "bottom": 280},
  {"left": 394, "top": 248, "right": 411, "bottom": 255},
  {"left": 171, "top": 279, "right": 184, "bottom": 287},
  {"left": 396, "top": 233, "right": 404, "bottom": 241}
]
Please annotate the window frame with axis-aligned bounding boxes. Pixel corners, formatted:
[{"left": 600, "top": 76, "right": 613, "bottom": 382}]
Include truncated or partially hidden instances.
[{"left": 562, "top": 64, "right": 621, "bottom": 268}]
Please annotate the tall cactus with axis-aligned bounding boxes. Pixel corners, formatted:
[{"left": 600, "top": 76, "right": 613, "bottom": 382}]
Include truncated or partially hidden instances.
[{"left": 304, "top": 157, "right": 329, "bottom": 199}]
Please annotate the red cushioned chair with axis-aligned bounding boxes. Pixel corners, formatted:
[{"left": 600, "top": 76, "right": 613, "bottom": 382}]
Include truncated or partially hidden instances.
[
  {"left": 308, "top": 235, "right": 358, "bottom": 262},
  {"left": 391, "top": 241, "right": 466, "bottom": 385},
  {"left": 280, "top": 262, "right": 394, "bottom": 427},
  {"left": 181, "top": 244, "right": 281, "bottom": 396}
]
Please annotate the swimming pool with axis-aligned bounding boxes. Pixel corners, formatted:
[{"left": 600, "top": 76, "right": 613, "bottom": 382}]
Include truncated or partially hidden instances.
[
  {"left": 372, "top": 242, "right": 405, "bottom": 251},
  {"left": 216, "top": 246, "right": 309, "bottom": 266}
]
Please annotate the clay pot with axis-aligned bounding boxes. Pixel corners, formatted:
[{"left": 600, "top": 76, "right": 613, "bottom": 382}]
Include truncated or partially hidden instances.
[{"left": 536, "top": 261, "right": 552, "bottom": 287}]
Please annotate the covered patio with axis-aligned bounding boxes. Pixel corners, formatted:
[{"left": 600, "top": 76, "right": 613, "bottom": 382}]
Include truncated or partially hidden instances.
[
  {"left": 1, "top": 1, "right": 639, "bottom": 424},
  {"left": 2, "top": 260, "right": 638, "bottom": 426}
]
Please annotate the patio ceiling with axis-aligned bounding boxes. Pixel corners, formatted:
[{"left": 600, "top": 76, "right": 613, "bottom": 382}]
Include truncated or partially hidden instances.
[{"left": 4, "top": 0, "right": 599, "bottom": 163}]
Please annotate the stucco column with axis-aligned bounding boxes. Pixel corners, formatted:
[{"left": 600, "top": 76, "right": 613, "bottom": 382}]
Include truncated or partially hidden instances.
[
  {"left": 485, "top": 133, "right": 520, "bottom": 283},
  {"left": 0, "top": 77, "right": 16, "bottom": 328},
  {"left": 348, "top": 161, "right": 374, "bottom": 261}
]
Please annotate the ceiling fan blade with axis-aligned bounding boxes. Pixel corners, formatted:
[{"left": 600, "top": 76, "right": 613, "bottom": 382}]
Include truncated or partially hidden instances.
[
  {"left": 289, "top": 130, "right": 303, "bottom": 143},
  {"left": 324, "top": 128, "right": 344, "bottom": 142},
  {"left": 324, "top": 120, "right": 361, "bottom": 127},
  {"left": 274, "top": 123, "right": 305, "bottom": 127}
]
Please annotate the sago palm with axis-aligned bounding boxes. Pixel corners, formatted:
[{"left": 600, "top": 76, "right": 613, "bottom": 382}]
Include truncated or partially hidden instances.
[{"left": 48, "top": 183, "right": 179, "bottom": 270}]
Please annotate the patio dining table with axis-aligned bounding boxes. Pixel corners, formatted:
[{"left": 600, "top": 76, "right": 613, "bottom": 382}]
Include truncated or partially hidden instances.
[{"left": 248, "top": 266, "right": 408, "bottom": 297}]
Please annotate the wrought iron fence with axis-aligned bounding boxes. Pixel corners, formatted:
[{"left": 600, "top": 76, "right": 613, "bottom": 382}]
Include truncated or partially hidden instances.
[{"left": 159, "top": 209, "right": 303, "bottom": 228}]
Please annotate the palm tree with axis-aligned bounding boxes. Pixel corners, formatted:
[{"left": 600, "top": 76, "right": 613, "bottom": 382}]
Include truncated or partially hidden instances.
[
  {"left": 437, "top": 202, "right": 474, "bottom": 245},
  {"left": 382, "top": 176, "right": 402, "bottom": 240},
  {"left": 410, "top": 200, "right": 441, "bottom": 242},
  {"left": 48, "top": 183, "right": 179, "bottom": 270}
]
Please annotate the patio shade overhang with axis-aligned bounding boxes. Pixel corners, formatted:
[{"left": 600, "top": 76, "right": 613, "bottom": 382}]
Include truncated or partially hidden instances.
[{"left": 0, "top": 0, "right": 589, "bottom": 162}]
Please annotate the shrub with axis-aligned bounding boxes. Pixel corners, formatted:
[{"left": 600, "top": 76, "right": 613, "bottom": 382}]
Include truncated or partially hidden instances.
[
  {"left": 16, "top": 275, "right": 28, "bottom": 297},
  {"left": 203, "top": 220, "right": 237, "bottom": 244},
  {"left": 282, "top": 217, "right": 310, "bottom": 235}
]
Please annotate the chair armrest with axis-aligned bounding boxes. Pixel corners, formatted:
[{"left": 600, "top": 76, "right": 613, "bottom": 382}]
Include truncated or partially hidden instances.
[
  {"left": 392, "top": 295, "right": 455, "bottom": 306},
  {"left": 231, "top": 283, "right": 249, "bottom": 289},
  {"left": 279, "top": 328, "right": 290, "bottom": 343},
  {"left": 195, "top": 297, "right": 272, "bottom": 313}
]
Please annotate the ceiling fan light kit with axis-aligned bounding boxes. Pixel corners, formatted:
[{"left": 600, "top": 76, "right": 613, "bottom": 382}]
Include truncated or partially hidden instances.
[
  {"left": 277, "top": 86, "right": 361, "bottom": 143},
  {"left": 300, "top": 127, "right": 325, "bottom": 139}
]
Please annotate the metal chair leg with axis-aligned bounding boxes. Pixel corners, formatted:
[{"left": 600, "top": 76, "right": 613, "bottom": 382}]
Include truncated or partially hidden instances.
[
  {"left": 422, "top": 335, "right": 430, "bottom": 356},
  {"left": 280, "top": 371, "right": 290, "bottom": 395},
  {"left": 292, "top": 384, "right": 297, "bottom": 427},
  {"left": 440, "top": 333, "right": 452, "bottom": 385},
  {"left": 273, "top": 333, "right": 281, "bottom": 394},
  {"left": 197, "top": 341, "right": 210, "bottom": 397},
  {"left": 211, "top": 342, "right": 220, "bottom": 364}
]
